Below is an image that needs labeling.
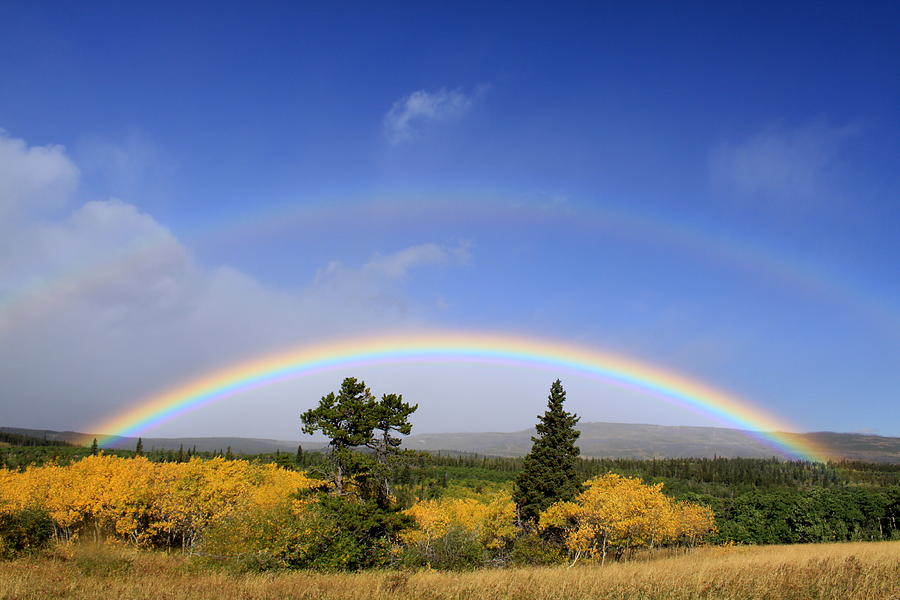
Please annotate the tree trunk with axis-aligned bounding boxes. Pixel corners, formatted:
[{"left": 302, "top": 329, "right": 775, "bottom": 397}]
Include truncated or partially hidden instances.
[{"left": 332, "top": 451, "right": 344, "bottom": 495}]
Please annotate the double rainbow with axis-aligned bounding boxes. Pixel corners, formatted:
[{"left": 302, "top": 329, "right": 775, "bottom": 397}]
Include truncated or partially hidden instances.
[{"left": 91, "top": 331, "right": 830, "bottom": 462}]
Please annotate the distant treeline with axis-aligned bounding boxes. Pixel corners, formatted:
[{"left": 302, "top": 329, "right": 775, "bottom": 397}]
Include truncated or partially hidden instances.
[
  {"left": 0, "top": 443, "right": 305, "bottom": 470},
  {"left": 0, "top": 431, "right": 72, "bottom": 448},
  {"left": 416, "top": 453, "right": 900, "bottom": 488}
]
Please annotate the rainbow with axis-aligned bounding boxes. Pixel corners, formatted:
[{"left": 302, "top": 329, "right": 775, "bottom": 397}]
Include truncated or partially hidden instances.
[{"left": 91, "top": 331, "right": 831, "bottom": 462}]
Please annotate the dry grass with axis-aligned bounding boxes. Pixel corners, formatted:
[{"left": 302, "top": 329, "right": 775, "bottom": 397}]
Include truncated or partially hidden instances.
[{"left": 1, "top": 541, "right": 898, "bottom": 600}]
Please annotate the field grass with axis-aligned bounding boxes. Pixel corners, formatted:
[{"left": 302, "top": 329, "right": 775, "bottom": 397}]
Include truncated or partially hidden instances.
[{"left": 1, "top": 541, "right": 898, "bottom": 600}]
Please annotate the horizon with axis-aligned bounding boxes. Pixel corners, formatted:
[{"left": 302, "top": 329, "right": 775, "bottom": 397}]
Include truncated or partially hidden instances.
[
  {"left": 5, "top": 417, "right": 897, "bottom": 443},
  {"left": 1, "top": 3, "right": 898, "bottom": 441}
]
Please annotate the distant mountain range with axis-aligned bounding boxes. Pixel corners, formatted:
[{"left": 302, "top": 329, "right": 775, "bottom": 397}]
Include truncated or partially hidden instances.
[{"left": 3, "top": 423, "right": 899, "bottom": 463}]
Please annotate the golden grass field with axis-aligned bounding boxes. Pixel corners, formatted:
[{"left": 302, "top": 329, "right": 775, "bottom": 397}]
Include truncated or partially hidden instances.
[{"left": 1, "top": 541, "right": 898, "bottom": 600}]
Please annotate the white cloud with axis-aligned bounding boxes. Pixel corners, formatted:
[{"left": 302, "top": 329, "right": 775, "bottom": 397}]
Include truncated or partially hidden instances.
[
  {"left": 363, "top": 240, "right": 471, "bottom": 279},
  {"left": 383, "top": 87, "right": 484, "bottom": 145},
  {"left": 710, "top": 122, "right": 856, "bottom": 204},
  {"left": 0, "top": 132, "right": 471, "bottom": 434},
  {"left": 0, "top": 130, "right": 79, "bottom": 221},
  {"left": 310, "top": 241, "right": 471, "bottom": 315}
]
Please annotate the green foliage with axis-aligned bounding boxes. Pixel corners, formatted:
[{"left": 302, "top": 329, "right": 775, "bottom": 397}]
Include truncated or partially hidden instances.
[
  {"left": 509, "top": 531, "right": 566, "bottom": 566},
  {"left": 301, "top": 377, "right": 417, "bottom": 505},
  {"left": 399, "top": 525, "right": 487, "bottom": 570},
  {"left": 368, "top": 392, "right": 418, "bottom": 508},
  {"left": 301, "top": 377, "right": 380, "bottom": 449},
  {"left": 710, "top": 487, "right": 900, "bottom": 544},
  {"left": 0, "top": 430, "right": 72, "bottom": 447},
  {"left": 199, "top": 495, "right": 414, "bottom": 572},
  {"left": 513, "top": 379, "right": 581, "bottom": 523},
  {"left": 301, "top": 377, "right": 381, "bottom": 495},
  {"left": 300, "top": 497, "right": 413, "bottom": 570},
  {"left": 0, "top": 509, "right": 55, "bottom": 558},
  {"left": 370, "top": 393, "right": 418, "bottom": 452}
]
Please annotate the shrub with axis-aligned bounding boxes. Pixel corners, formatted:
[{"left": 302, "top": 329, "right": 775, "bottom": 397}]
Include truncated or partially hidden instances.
[
  {"left": 400, "top": 525, "right": 487, "bottom": 570},
  {"left": 198, "top": 495, "right": 413, "bottom": 572},
  {"left": 0, "top": 509, "right": 55, "bottom": 558},
  {"left": 509, "top": 531, "right": 565, "bottom": 566}
]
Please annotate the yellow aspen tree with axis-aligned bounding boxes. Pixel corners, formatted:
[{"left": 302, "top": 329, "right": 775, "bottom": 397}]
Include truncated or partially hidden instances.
[{"left": 539, "top": 473, "right": 680, "bottom": 564}]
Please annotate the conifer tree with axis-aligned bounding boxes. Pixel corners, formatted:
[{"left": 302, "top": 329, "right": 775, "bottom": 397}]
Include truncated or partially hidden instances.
[
  {"left": 135, "top": 437, "right": 143, "bottom": 456},
  {"left": 301, "top": 377, "right": 379, "bottom": 495},
  {"left": 513, "top": 379, "right": 581, "bottom": 524},
  {"left": 367, "top": 392, "right": 418, "bottom": 508},
  {"left": 90, "top": 438, "right": 98, "bottom": 456},
  {"left": 301, "top": 377, "right": 416, "bottom": 501}
]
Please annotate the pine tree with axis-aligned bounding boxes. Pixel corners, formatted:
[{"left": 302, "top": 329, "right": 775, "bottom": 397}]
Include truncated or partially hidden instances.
[
  {"left": 367, "top": 392, "right": 418, "bottom": 508},
  {"left": 135, "top": 437, "right": 143, "bottom": 456},
  {"left": 90, "top": 438, "right": 99, "bottom": 456},
  {"left": 301, "top": 377, "right": 416, "bottom": 502},
  {"left": 513, "top": 379, "right": 581, "bottom": 524},
  {"left": 301, "top": 377, "right": 379, "bottom": 495}
]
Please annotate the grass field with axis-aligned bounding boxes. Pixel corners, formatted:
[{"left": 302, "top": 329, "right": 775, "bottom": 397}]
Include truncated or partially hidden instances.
[{"left": 1, "top": 541, "right": 897, "bottom": 600}]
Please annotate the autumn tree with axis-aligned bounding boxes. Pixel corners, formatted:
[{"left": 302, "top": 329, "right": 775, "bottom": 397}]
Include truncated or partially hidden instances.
[
  {"left": 513, "top": 379, "right": 581, "bottom": 524},
  {"left": 539, "top": 473, "right": 715, "bottom": 564},
  {"left": 672, "top": 500, "right": 717, "bottom": 547}
]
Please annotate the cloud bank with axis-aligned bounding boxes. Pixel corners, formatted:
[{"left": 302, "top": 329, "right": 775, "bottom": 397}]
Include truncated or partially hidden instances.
[
  {"left": 0, "top": 130, "right": 469, "bottom": 434},
  {"left": 0, "top": 131, "right": 79, "bottom": 221}
]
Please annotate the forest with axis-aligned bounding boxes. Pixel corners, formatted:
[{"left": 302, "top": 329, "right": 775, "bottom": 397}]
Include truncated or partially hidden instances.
[{"left": 1, "top": 379, "right": 898, "bottom": 572}]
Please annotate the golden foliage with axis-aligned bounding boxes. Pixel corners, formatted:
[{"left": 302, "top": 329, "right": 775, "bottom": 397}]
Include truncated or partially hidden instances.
[
  {"left": 539, "top": 473, "right": 716, "bottom": 562},
  {"left": 0, "top": 455, "right": 320, "bottom": 548},
  {"left": 403, "top": 493, "right": 517, "bottom": 549}
]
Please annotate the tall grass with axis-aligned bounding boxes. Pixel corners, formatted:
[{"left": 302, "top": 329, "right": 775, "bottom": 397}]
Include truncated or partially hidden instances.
[{"left": 1, "top": 541, "right": 897, "bottom": 600}]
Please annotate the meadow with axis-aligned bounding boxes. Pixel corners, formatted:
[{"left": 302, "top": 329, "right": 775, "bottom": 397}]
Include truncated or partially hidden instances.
[
  {"left": 0, "top": 540, "right": 897, "bottom": 600},
  {"left": 1, "top": 426, "right": 898, "bottom": 599}
]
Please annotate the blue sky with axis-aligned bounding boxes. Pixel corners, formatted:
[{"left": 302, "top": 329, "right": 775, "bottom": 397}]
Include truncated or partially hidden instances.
[{"left": 1, "top": 1, "right": 898, "bottom": 439}]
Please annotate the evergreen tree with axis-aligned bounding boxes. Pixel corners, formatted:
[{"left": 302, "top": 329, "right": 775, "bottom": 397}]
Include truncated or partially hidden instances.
[
  {"left": 301, "top": 377, "right": 379, "bottom": 495},
  {"left": 301, "top": 377, "right": 416, "bottom": 502},
  {"left": 513, "top": 379, "right": 581, "bottom": 524},
  {"left": 90, "top": 438, "right": 98, "bottom": 456},
  {"left": 135, "top": 437, "right": 143, "bottom": 456},
  {"left": 296, "top": 444, "right": 303, "bottom": 465},
  {"left": 367, "top": 392, "right": 418, "bottom": 508}
]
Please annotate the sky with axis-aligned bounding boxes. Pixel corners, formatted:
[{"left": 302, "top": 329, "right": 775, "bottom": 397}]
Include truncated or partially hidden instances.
[{"left": 1, "top": 1, "right": 898, "bottom": 441}]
